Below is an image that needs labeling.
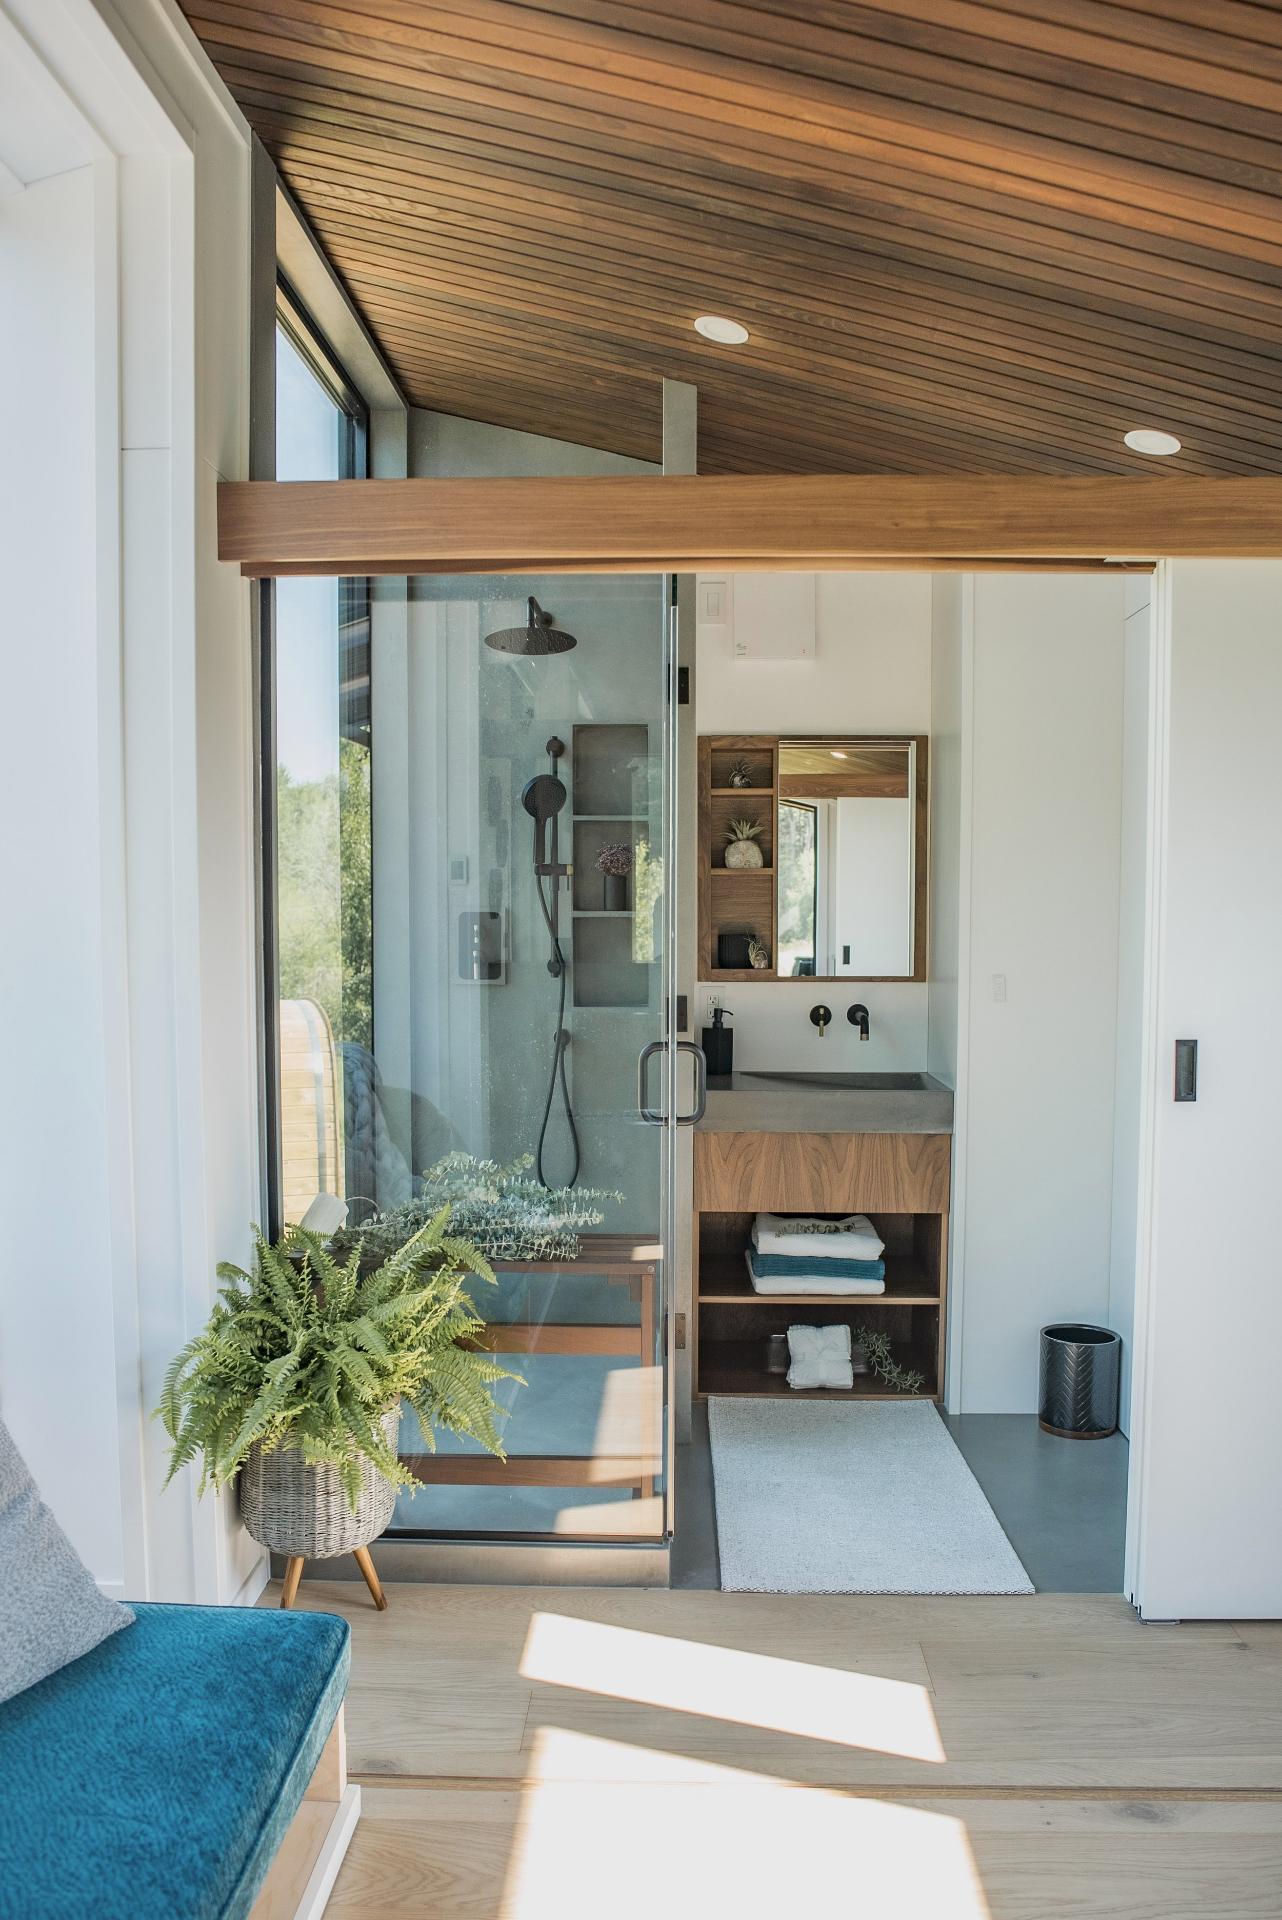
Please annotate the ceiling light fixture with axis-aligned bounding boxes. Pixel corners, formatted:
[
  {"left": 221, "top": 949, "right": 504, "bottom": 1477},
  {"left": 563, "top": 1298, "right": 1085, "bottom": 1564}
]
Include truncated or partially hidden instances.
[
  {"left": 694, "top": 314, "right": 749, "bottom": 345},
  {"left": 1123, "top": 428, "right": 1182, "bottom": 457},
  {"left": 830, "top": 750, "right": 848, "bottom": 760}
]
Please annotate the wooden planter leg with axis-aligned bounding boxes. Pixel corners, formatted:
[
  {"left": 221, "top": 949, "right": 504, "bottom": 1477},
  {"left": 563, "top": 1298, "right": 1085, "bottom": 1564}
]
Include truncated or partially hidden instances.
[
  {"left": 280, "top": 1556, "right": 305, "bottom": 1609},
  {"left": 352, "top": 1544, "right": 388, "bottom": 1611}
]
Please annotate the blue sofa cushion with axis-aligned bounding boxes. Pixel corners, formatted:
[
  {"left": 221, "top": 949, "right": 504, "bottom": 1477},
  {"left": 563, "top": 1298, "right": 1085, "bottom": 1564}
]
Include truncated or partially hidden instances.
[{"left": 0, "top": 1601, "right": 350, "bottom": 1920}]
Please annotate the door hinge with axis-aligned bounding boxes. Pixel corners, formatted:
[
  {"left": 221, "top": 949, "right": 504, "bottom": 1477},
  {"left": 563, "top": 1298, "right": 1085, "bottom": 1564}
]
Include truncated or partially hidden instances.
[{"left": 675, "top": 1311, "right": 687, "bottom": 1350}]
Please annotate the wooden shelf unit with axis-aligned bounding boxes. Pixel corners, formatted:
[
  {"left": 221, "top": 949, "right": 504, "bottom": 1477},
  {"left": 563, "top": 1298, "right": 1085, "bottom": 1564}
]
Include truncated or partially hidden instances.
[
  {"left": 699, "top": 1335, "right": 939, "bottom": 1401},
  {"left": 698, "top": 736, "right": 778, "bottom": 982},
  {"left": 693, "top": 1132, "right": 949, "bottom": 1403},
  {"left": 402, "top": 1234, "right": 663, "bottom": 1514}
]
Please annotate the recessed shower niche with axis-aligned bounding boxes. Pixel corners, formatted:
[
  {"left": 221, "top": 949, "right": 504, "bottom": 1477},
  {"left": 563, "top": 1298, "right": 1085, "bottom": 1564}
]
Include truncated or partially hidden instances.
[{"left": 570, "top": 722, "right": 655, "bottom": 1009}]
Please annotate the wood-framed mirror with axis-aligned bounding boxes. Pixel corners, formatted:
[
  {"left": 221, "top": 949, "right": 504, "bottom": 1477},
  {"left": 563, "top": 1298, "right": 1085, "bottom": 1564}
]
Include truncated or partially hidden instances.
[{"left": 697, "top": 733, "right": 928, "bottom": 984}]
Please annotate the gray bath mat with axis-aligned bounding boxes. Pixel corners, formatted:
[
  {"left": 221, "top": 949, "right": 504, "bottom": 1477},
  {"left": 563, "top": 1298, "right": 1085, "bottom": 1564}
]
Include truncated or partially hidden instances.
[{"left": 708, "top": 1397, "right": 1034, "bottom": 1594}]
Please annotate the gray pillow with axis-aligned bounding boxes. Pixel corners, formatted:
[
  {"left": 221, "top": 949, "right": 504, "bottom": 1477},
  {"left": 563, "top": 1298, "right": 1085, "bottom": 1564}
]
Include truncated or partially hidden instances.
[{"left": 0, "top": 1416, "right": 134, "bottom": 1704}]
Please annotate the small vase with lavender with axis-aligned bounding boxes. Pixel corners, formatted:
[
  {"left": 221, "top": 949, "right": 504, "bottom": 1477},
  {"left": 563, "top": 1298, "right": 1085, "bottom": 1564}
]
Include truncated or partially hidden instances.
[{"left": 596, "top": 840, "right": 634, "bottom": 911}]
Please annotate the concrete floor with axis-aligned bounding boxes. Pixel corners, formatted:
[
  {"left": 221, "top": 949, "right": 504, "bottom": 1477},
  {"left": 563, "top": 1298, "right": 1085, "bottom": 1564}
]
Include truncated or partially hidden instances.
[{"left": 673, "top": 1401, "right": 1129, "bottom": 1593}]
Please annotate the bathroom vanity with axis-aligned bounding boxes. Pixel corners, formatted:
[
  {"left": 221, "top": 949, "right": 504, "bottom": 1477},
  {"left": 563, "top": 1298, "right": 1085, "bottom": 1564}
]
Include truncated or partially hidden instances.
[{"left": 693, "top": 1075, "right": 953, "bottom": 1401}]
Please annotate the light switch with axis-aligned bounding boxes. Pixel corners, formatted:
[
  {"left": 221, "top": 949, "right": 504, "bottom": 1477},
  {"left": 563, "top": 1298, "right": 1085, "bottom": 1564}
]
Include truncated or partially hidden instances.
[{"left": 992, "top": 973, "right": 1007, "bottom": 1003}]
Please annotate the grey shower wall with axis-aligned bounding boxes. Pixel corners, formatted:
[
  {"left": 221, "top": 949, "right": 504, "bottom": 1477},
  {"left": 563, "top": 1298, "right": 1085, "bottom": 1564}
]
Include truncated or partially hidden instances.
[{"left": 368, "top": 572, "right": 668, "bottom": 1233}]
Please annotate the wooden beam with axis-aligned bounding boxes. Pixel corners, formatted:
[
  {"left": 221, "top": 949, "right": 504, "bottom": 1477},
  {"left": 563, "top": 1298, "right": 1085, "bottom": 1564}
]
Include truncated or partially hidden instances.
[
  {"left": 466, "top": 1324, "right": 640, "bottom": 1356},
  {"left": 217, "top": 475, "right": 1280, "bottom": 575},
  {"left": 401, "top": 1454, "right": 652, "bottom": 1487}
]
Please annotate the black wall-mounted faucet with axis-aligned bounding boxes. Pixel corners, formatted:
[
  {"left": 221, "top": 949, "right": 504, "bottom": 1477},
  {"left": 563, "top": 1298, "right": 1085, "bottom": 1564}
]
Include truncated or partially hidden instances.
[
  {"left": 847, "top": 1003, "right": 871, "bottom": 1040},
  {"left": 810, "top": 1004, "right": 832, "bottom": 1039}
]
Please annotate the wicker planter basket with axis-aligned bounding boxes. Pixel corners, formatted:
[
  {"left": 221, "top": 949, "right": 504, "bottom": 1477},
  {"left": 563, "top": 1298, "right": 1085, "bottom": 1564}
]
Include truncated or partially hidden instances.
[{"left": 239, "top": 1405, "right": 401, "bottom": 1559}]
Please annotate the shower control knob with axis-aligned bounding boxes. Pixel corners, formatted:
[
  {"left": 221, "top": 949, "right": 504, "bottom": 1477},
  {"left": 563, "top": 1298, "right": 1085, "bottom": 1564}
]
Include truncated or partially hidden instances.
[{"left": 809, "top": 1004, "right": 832, "bottom": 1039}]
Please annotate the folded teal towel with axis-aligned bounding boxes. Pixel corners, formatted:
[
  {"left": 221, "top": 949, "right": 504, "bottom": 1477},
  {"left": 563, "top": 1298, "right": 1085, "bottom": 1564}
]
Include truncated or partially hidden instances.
[{"left": 750, "top": 1250, "right": 886, "bottom": 1281}]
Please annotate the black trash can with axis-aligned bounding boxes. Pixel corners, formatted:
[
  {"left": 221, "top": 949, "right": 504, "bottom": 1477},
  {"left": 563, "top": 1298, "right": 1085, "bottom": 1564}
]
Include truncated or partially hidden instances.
[{"left": 1039, "top": 1324, "right": 1121, "bottom": 1439}]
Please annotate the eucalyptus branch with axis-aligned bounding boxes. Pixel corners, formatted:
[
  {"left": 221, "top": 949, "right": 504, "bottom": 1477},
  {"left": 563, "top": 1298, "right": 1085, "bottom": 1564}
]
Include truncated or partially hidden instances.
[{"left": 854, "top": 1324, "right": 925, "bottom": 1395}]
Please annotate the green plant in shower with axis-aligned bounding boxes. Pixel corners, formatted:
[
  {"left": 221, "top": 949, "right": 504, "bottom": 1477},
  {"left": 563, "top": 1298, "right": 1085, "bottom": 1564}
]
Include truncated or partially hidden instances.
[
  {"left": 631, "top": 835, "right": 663, "bottom": 964},
  {"left": 333, "top": 1152, "right": 623, "bottom": 1269},
  {"left": 853, "top": 1325, "right": 925, "bottom": 1395},
  {"left": 156, "top": 1210, "right": 515, "bottom": 1511}
]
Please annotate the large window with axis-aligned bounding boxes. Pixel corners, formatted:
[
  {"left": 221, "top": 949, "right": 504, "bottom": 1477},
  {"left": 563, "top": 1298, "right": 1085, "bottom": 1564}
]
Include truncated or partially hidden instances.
[{"left": 273, "top": 288, "right": 370, "bottom": 1226}]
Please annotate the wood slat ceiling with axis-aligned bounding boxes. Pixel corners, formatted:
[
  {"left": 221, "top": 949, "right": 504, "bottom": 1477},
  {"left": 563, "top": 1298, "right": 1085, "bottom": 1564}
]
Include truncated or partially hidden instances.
[{"left": 180, "top": 0, "right": 1282, "bottom": 475}]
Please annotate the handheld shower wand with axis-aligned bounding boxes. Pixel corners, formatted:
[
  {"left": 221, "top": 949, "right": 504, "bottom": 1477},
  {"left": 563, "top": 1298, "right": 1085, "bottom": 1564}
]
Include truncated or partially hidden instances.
[{"left": 522, "top": 739, "right": 580, "bottom": 1188}]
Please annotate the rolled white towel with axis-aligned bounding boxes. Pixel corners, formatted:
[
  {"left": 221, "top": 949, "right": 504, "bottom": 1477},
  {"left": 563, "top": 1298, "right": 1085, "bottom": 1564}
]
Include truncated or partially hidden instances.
[
  {"left": 753, "top": 1212, "right": 885, "bottom": 1261},
  {"left": 787, "top": 1323, "right": 854, "bottom": 1390}
]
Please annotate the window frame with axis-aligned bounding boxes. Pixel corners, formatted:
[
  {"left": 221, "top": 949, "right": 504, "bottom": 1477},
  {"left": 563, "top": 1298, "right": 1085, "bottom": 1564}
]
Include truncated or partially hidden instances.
[
  {"left": 276, "top": 274, "right": 370, "bottom": 480},
  {"left": 261, "top": 277, "right": 371, "bottom": 1236}
]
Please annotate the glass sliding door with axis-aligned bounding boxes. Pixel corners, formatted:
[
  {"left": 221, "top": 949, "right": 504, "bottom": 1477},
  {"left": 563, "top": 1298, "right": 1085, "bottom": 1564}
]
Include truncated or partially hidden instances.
[{"left": 271, "top": 568, "right": 678, "bottom": 1543}]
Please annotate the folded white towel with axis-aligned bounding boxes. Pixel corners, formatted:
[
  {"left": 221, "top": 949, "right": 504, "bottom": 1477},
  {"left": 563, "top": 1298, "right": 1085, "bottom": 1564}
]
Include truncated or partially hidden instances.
[
  {"left": 744, "top": 1251, "right": 885, "bottom": 1297},
  {"left": 787, "top": 1323, "right": 854, "bottom": 1390},
  {"left": 753, "top": 1212, "right": 885, "bottom": 1261}
]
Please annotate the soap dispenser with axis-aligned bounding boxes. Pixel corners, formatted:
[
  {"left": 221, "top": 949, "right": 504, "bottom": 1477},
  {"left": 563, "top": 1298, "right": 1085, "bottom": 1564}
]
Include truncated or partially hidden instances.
[{"left": 702, "top": 1004, "right": 734, "bottom": 1077}]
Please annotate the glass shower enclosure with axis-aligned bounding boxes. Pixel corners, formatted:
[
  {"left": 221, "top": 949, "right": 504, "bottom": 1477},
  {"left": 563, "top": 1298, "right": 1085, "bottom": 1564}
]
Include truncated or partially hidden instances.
[{"left": 274, "top": 569, "right": 681, "bottom": 1547}]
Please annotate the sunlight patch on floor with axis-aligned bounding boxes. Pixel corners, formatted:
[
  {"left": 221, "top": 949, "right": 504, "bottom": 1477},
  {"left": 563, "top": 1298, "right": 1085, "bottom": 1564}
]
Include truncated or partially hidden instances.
[
  {"left": 519, "top": 1612, "right": 946, "bottom": 1762},
  {"left": 505, "top": 1731, "right": 985, "bottom": 1920}
]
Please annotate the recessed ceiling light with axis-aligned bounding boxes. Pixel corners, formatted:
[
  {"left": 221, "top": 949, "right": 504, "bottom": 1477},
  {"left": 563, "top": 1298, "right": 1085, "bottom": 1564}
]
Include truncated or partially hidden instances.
[
  {"left": 694, "top": 314, "right": 749, "bottom": 345},
  {"left": 830, "top": 750, "right": 848, "bottom": 760},
  {"left": 1124, "top": 428, "right": 1182, "bottom": 457}
]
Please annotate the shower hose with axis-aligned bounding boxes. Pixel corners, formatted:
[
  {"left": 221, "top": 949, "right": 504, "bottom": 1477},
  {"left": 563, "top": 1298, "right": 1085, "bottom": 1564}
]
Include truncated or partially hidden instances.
[{"left": 533, "top": 870, "right": 581, "bottom": 1190}]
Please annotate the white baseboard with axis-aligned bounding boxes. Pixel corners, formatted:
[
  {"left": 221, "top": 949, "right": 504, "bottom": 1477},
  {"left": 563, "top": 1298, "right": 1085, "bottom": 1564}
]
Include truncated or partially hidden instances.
[{"left": 231, "top": 1556, "right": 271, "bottom": 1609}]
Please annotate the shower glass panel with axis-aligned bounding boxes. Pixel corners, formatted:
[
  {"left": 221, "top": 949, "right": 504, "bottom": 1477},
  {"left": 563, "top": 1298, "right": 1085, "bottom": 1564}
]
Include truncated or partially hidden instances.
[{"left": 352, "top": 573, "right": 675, "bottom": 1542}]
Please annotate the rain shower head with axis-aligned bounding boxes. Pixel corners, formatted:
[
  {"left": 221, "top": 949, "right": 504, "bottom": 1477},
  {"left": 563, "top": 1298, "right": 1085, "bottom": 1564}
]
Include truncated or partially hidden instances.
[{"left": 484, "top": 595, "right": 577, "bottom": 656}]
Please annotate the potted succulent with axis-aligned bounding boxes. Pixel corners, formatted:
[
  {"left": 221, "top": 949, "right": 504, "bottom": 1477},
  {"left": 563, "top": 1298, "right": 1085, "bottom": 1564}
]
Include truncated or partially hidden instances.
[
  {"left": 595, "top": 840, "right": 633, "bottom": 910},
  {"left": 723, "top": 817, "right": 765, "bottom": 870},
  {"left": 157, "top": 1208, "right": 513, "bottom": 1608}
]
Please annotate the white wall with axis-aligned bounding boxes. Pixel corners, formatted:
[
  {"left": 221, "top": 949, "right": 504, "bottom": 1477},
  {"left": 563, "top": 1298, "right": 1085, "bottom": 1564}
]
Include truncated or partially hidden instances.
[
  {"left": 1129, "top": 561, "right": 1282, "bottom": 1618},
  {"left": 0, "top": 0, "right": 262, "bottom": 1603},
  {"left": 413, "top": 409, "right": 658, "bottom": 479},
  {"left": 927, "top": 574, "right": 966, "bottom": 1089},
  {"left": 950, "top": 574, "right": 1129, "bottom": 1412},
  {"left": 695, "top": 571, "right": 932, "bottom": 1069},
  {"left": 0, "top": 163, "right": 126, "bottom": 1586}
]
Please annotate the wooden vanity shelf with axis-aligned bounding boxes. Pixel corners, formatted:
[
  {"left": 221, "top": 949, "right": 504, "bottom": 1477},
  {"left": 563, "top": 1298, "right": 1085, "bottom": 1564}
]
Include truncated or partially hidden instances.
[
  {"left": 698, "top": 736, "right": 778, "bottom": 983},
  {"left": 693, "top": 1132, "right": 949, "bottom": 1402}
]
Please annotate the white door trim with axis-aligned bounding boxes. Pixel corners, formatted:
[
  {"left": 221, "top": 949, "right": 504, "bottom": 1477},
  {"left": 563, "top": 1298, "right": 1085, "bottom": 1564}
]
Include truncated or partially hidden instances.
[{"left": 1123, "top": 561, "right": 1173, "bottom": 1612}]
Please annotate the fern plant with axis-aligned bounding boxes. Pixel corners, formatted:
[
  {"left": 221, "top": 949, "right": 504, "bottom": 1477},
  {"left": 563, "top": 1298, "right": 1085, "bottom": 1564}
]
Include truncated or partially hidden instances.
[{"left": 157, "top": 1208, "right": 516, "bottom": 1509}]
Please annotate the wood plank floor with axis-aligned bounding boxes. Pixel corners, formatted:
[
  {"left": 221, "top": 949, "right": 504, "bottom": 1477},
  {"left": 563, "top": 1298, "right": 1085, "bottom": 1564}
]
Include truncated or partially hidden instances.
[{"left": 272, "top": 1581, "right": 1282, "bottom": 1917}]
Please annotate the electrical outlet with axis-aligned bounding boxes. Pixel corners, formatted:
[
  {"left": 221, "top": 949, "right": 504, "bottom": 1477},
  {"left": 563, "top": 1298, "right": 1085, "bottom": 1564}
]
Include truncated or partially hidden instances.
[{"left": 992, "top": 973, "right": 1007, "bottom": 1003}]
